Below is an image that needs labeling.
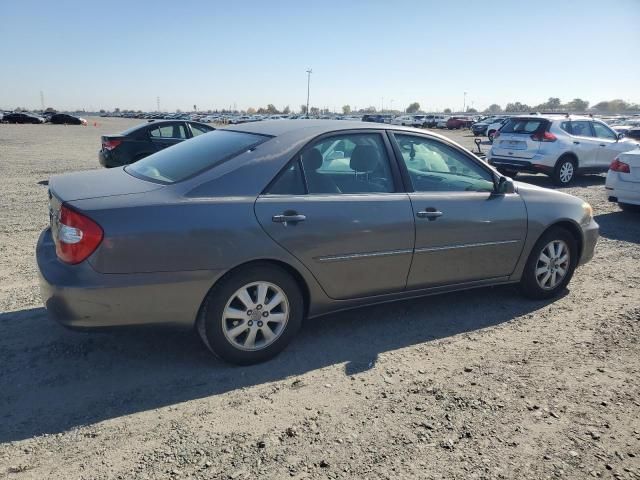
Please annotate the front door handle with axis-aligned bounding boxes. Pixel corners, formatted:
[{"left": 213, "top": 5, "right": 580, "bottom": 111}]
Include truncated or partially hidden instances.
[
  {"left": 573, "top": 141, "right": 580, "bottom": 145},
  {"left": 272, "top": 213, "right": 306, "bottom": 225},
  {"left": 599, "top": 144, "right": 606, "bottom": 147},
  {"left": 416, "top": 209, "right": 443, "bottom": 221}
]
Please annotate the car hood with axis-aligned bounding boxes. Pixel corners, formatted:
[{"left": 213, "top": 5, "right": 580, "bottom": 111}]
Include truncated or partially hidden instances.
[{"left": 49, "top": 167, "right": 163, "bottom": 202}]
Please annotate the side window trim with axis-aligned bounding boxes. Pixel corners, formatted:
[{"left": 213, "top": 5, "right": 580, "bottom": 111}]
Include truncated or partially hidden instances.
[
  {"left": 261, "top": 157, "right": 308, "bottom": 196},
  {"left": 387, "top": 131, "right": 498, "bottom": 193}
]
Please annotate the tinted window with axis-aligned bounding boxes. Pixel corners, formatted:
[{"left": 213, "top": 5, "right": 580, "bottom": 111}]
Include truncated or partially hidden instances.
[
  {"left": 265, "top": 159, "right": 305, "bottom": 195},
  {"left": 126, "top": 130, "right": 267, "bottom": 183},
  {"left": 560, "top": 121, "right": 572, "bottom": 134},
  {"left": 570, "top": 121, "right": 593, "bottom": 137},
  {"left": 302, "top": 133, "right": 394, "bottom": 194},
  {"left": 149, "top": 123, "right": 187, "bottom": 139},
  {"left": 592, "top": 122, "right": 617, "bottom": 140},
  {"left": 394, "top": 134, "right": 495, "bottom": 193},
  {"left": 190, "top": 123, "right": 212, "bottom": 137},
  {"left": 502, "top": 118, "right": 546, "bottom": 134}
]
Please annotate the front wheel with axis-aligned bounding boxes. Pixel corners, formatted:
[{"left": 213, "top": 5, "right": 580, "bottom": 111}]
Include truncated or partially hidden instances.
[
  {"left": 197, "top": 264, "right": 303, "bottom": 365},
  {"left": 519, "top": 227, "right": 577, "bottom": 299}
]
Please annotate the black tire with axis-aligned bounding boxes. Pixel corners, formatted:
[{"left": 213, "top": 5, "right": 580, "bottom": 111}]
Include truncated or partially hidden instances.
[
  {"left": 552, "top": 156, "right": 577, "bottom": 186},
  {"left": 197, "top": 263, "right": 303, "bottom": 365},
  {"left": 519, "top": 227, "right": 577, "bottom": 300},
  {"left": 497, "top": 168, "right": 518, "bottom": 179}
]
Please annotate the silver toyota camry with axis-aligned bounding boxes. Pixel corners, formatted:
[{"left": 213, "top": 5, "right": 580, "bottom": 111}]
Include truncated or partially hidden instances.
[{"left": 37, "top": 120, "right": 599, "bottom": 364}]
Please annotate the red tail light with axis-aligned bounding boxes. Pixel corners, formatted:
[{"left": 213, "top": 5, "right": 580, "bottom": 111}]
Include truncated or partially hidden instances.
[
  {"left": 102, "top": 139, "right": 122, "bottom": 150},
  {"left": 609, "top": 157, "right": 630, "bottom": 173},
  {"left": 55, "top": 205, "right": 103, "bottom": 264},
  {"left": 530, "top": 131, "right": 557, "bottom": 142}
]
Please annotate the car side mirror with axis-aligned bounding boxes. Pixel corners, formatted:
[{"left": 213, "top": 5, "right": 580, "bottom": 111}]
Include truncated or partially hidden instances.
[
  {"left": 497, "top": 176, "right": 515, "bottom": 194},
  {"left": 617, "top": 133, "right": 624, "bottom": 141}
]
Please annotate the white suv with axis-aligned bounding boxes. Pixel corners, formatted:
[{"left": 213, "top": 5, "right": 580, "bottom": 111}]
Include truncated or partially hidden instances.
[{"left": 487, "top": 115, "right": 640, "bottom": 185}]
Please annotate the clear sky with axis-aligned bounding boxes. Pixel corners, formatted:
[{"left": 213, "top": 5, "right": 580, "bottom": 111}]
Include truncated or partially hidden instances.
[{"left": 1, "top": 0, "right": 639, "bottom": 112}]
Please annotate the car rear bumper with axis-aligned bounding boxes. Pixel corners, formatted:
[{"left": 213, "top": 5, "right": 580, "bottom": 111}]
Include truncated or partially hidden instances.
[
  {"left": 487, "top": 156, "right": 554, "bottom": 174},
  {"left": 606, "top": 174, "right": 640, "bottom": 205},
  {"left": 98, "top": 150, "right": 118, "bottom": 168},
  {"left": 37, "top": 228, "right": 222, "bottom": 329}
]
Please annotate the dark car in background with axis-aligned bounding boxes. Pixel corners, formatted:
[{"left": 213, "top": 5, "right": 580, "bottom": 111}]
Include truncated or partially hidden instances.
[
  {"left": 99, "top": 120, "right": 214, "bottom": 168},
  {"left": 49, "top": 113, "right": 87, "bottom": 125},
  {"left": 2, "top": 112, "right": 45, "bottom": 124},
  {"left": 624, "top": 128, "right": 640, "bottom": 141},
  {"left": 362, "top": 114, "right": 391, "bottom": 123}
]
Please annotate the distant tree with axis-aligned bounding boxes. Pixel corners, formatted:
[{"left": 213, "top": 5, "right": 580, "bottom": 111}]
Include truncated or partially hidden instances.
[
  {"left": 176, "top": 108, "right": 182, "bottom": 113},
  {"left": 505, "top": 102, "right": 531, "bottom": 112},
  {"left": 466, "top": 107, "right": 478, "bottom": 113},
  {"left": 443, "top": 108, "right": 452, "bottom": 114},
  {"left": 406, "top": 102, "right": 421, "bottom": 113},
  {"left": 310, "top": 107, "right": 320, "bottom": 116},
  {"left": 300, "top": 104, "right": 308, "bottom": 114},
  {"left": 342, "top": 104, "right": 351, "bottom": 115},
  {"left": 99, "top": 109, "right": 105, "bottom": 114},
  {"left": 247, "top": 107, "right": 256, "bottom": 114},
  {"left": 266, "top": 104, "right": 279, "bottom": 114},
  {"left": 547, "top": 97, "right": 561, "bottom": 110},
  {"left": 114, "top": 108, "right": 120, "bottom": 113},
  {"left": 45, "top": 107, "right": 56, "bottom": 113},
  {"left": 486, "top": 104, "right": 502, "bottom": 114},
  {"left": 363, "top": 106, "right": 377, "bottom": 113},
  {"left": 565, "top": 98, "right": 589, "bottom": 112},
  {"left": 282, "top": 105, "right": 291, "bottom": 114}
]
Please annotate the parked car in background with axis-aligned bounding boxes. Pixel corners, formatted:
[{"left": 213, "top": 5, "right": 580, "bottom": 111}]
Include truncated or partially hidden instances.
[
  {"left": 362, "top": 114, "right": 391, "bottom": 123},
  {"left": 446, "top": 116, "right": 473, "bottom": 129},
  {"left": 436, "top": 116, "right": 450, "bottom": 128},
  {"left": 487, "top": 118, "right": 510, "bottom": 142},
  {"left": 98, "top": 120, "right": 214, "bottom": 168},
  {"left": 392, "top": 115, "right": 425, "bottom": 127},
  {"left": 472, "top": 116, "right": 506, "bottom": 137},
  {"left": 2, "top": 112, "right": 45, "bottom": 124},
  {"left": 487, "top": 115, "right": 640, "bottom": 185},
  {"left": 38, "top": 119, "right": 598, "bottom": 365},
  {"left": 49, "top": 113, "right": 87, "bottom": 125},
  {"left": 605, "top": 149, "right": 640, "bottom": 211},
  {"left": 624, "top": 128, "right": 640, "bottom": 141}
]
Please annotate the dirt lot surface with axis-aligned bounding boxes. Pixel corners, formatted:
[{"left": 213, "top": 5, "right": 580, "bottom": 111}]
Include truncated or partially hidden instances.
[{"left": 1, "top": 118, "right": 639, "bottom": 479}]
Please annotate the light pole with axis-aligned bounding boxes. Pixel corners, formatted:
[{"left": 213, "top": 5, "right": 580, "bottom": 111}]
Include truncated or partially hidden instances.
[
  {"left": 390, "top": 99, "right": 394, "bottom": 112},
  {"left": 306, "top": 68, "right": 312, "bottom": 117},
  {"left": 463, "top": 91, "right": 467, "bottom": 113}
]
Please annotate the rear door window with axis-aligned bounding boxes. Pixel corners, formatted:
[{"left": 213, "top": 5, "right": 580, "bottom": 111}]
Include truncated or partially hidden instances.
[
  {"left": 149, "top": 123, "right": 188, "bottom": 139},
  {"left": 570, "top": 121, "right": 594, "bottom": 137}
]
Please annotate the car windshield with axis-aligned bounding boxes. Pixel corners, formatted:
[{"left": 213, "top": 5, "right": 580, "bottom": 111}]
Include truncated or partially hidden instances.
[{"left": 126, "top": 129, "right": 268, "bottom": 184}]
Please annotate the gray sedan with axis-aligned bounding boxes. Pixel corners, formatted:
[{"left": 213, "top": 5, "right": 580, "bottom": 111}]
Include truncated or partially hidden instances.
[{"left": 37, "top": 120, "right": 599, "bottom": 364}]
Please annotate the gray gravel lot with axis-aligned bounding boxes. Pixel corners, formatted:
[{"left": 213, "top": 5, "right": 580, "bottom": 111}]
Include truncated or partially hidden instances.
[{"left": 0, "top": 118, "right": 638, "bottom": 479}]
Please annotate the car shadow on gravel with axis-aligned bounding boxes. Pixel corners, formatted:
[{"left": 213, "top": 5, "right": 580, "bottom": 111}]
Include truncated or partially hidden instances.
[
  {"left": 595, "top": 210, "right": 640, "bottom": 244},
  {"left": 514, "top": 173, "right": 605, "bottom": 188},
  {"left": 0, "top": 286, "right": 560, "bottom": 443}
]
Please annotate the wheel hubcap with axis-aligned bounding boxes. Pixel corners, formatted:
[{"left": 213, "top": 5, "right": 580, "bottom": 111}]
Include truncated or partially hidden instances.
[
  {"left": 535, "top": 240, "right": 570, "bottom": 290},
  {"left": 222, "top": 281, "right": 289, "bottom": 351},
  {"left": 559, "top": 162, "right": 574, "bottom": 183}
]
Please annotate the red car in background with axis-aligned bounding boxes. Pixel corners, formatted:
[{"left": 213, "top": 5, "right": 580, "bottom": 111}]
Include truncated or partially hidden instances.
[{"left": 446, "top": 116, "right": 473, "bottom": 129}]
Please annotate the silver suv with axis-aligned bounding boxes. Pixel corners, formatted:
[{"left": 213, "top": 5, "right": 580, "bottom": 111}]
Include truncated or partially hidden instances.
[{"left": 487, "top": 115, "right": 640, "bottom": 185}]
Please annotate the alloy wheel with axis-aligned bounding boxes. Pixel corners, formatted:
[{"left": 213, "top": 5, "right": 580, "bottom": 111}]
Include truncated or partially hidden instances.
[
  {"left": 559, "top": 161, "right": 574, "bottom": 184},
  {"left": 535, "top": 240, "right": 570, "bottom": 290},
  {"left": 222, "top": 281, "right": 289, "bottom": 351}
]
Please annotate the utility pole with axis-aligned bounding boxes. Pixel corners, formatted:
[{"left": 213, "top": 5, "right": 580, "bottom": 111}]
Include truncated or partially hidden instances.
[
  {"left": 40, "top": 91, "right": 45, "bottom": 111},
  {"left": 463, "top": 91, "right": 467, "bottom": 113},
  {"left": 306, "top": 68, "right": 312, "bottom": 117},
  {"left": 157, "top": 96, "right": 160, "bottom": 112},
  {"left": 381, "top": 96, "right": 384, "bottom": 112},
  {"left": 390, "top": 99, "right": 394, "bottom": 112}
]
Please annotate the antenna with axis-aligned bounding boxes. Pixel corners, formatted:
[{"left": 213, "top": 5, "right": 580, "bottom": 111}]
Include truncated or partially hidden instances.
[{"left": 40, "top": 91, "right": 45, "bottom": 111}]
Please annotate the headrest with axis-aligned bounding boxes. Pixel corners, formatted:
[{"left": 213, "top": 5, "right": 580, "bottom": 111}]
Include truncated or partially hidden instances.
[
  {"left": 302, "top": 148, "right": 323, "bottom": 171},
  {"left": 350, "top": 145, "right": 379, "bottom": 172}
]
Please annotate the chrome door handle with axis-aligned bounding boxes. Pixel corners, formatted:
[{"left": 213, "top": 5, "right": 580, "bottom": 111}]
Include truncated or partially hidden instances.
[
  {"left": 416, "top": 210, "right": 443, "bottom": 220},
  {"left": 272, "top": 213, "right": 306, "bottom": 224}
]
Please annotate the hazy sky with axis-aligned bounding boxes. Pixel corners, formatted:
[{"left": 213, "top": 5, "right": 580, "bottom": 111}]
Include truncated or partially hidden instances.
[{"left": 1, "top": 0, "right": 639, "bottom": 112}]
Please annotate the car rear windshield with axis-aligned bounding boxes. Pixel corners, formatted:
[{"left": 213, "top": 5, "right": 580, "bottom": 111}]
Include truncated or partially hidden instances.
[
  {"left": 125, "top": 130, "right": 268, "bottom": 184},
  {"left": 501, "top": 118, "right": 547, "bottom": 134}
]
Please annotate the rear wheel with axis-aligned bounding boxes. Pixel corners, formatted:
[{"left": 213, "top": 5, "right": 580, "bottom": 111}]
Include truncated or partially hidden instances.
[
  {"left": 552, "top": 156, "right": 577, "bottom": 186},
  {"left": 197, "top": 264, "right": 303, "bottom": 365},
  {"left": 520, "top": 227, "right": 577, "bottom": 299}
]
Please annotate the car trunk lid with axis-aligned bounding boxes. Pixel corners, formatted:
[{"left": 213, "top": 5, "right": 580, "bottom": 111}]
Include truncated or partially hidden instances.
[
  {"left": 618, "top": 150, "right": 640, "bottom": 183},
  {"left": 492, "top": 118, "right": 549, "bottom": 160}
]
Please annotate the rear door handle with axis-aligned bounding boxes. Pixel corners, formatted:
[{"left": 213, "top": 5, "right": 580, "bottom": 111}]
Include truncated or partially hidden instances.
[
  {"left": 416, "top": 209, "right": 443, "bottom": 220},
  {"left": 599, "top": 144, "right": 606, "bottom": 147},
  {"left": 573, "top": 141, "right": 580, "bottom": 145},
  {"left": 272, "top": 213, "right": 306, "bottom": 225}
]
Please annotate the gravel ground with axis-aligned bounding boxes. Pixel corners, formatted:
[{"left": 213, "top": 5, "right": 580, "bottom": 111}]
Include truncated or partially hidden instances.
[{"left": 0, "top": 118, "right": 639, "bottom": 479}]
